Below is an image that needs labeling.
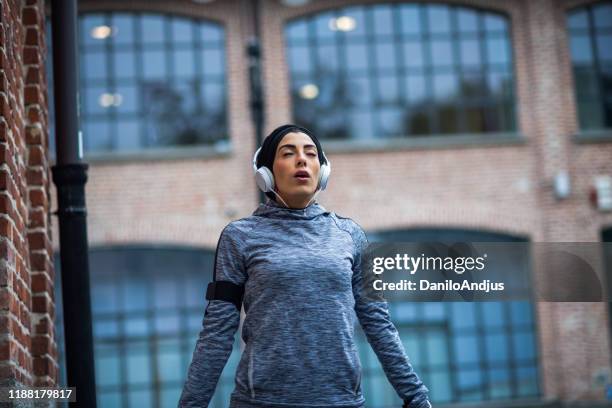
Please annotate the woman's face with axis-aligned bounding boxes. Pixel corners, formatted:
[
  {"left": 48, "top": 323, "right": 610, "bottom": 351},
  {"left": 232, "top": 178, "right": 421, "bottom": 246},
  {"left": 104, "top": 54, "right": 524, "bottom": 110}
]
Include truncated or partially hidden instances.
[{"left": 272, "top": 132, "right": 321, "bottom": 205}]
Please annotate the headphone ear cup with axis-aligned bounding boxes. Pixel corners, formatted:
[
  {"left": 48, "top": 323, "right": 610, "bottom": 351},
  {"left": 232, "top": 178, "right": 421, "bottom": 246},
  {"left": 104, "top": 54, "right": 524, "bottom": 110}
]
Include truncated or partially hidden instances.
[
  {"left": 255, "top": 167, "right": 275, "bottom": 193},
  {"left": 318, "top": 164, "right": 331, "bottom": 191}
]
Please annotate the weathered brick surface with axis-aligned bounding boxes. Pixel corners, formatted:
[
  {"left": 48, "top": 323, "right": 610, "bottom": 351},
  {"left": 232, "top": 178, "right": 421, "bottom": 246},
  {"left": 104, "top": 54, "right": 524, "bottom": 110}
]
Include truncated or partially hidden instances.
[
  {"left": 0, "top": 0, "right": 57, "bottom": 394},
  {"left": 3, "top": 0, "right": 603, "bottom": 403}
]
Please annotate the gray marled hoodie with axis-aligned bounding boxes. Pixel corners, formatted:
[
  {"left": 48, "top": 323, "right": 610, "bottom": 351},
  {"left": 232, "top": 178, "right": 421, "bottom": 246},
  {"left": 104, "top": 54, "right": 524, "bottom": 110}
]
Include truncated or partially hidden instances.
[{"left": 178, "top": 199, "right": 430, "bottom": 408}]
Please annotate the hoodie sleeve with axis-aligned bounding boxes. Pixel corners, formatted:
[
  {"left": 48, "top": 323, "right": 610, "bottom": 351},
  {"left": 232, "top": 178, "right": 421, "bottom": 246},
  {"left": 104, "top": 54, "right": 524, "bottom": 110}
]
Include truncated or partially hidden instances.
[
  {"left": 178, "top": 223, "right": 247, "bottom": 408},
  {"left": 350, "top": 223, "right": 432, "bottom": 408}
]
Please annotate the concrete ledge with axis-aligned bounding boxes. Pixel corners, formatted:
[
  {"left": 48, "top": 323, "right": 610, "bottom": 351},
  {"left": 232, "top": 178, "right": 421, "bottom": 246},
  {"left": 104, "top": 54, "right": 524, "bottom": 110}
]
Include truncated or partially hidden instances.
[
  {"left": 574, "top": 130, "right": 612, "bottom": 144},
  {"left": 49, "top": 141, "right": 232, "bottom": 166},
  {"left": 322, "top": 132, "right": 527, "bottom": 154}
]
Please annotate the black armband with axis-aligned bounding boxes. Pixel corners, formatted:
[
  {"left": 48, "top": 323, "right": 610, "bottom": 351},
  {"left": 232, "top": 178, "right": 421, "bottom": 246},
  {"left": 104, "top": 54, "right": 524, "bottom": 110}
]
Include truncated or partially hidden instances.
[{"left": 205, "top": 281, "right": 244, "bottom": 311}]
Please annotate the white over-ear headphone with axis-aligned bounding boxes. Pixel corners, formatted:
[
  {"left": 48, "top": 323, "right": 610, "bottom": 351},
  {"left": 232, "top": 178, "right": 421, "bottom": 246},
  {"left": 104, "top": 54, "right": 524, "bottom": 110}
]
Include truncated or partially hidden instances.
[{"left": 252, "top": 146, "right": 331, "bottom": 193}]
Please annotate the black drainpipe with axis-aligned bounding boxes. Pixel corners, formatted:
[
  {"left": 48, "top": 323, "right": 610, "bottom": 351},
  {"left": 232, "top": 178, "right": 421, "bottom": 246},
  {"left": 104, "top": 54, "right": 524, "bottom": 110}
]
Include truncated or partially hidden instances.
[
  {"left": 50, "top": 1, "right": 97, "bottom": 406},
  {"left": 247, "top": 0, "right": 266, "bottom": 204}
]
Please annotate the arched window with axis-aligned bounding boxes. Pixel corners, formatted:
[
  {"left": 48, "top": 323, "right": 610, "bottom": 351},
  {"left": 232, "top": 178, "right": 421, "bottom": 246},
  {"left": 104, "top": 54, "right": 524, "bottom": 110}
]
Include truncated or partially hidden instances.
[
  {"left": 567, "top": 2, "right": 612, "bottom": 131},
  {"left": 357, "top": 228, "right": 539, "bottom": 405},
  {"left": 48, "top": 12, "right": 228, "bottom": 154},
  {"left": 54, "top": 246, "right": 240, "bottom": 407},
  {"left": 284, "top": 3, "right": 516, "bottom": 140}
]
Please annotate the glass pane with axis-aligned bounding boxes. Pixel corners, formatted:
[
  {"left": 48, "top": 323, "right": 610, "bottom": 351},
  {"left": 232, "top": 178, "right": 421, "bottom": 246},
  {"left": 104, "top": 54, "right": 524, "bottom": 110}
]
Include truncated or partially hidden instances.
[
  {"left": 288, "top": 46, "right": 313, "bottom": 74},
  {"left": 348, "top": 109, "right": 374, "bottom": 139},
  {"left": 200, "top": 23, "right": 223, "bottom": 44},
  {"left": 346, "top": 43, "right": 369, "bottom": 71},
  {"left": 339, "top": 6, "right": 366, "bottom": 38},
  {"left": 460, "top": 39, "right": 481, "bottom": 66},
  {"left": 431, "top": 40, "right": 453, "bottom": 66},
  {"left": 375, "top": 42, "right": 396, "bottom": 70},
  {"left": 82, "top": 14, "right": 107, "bottom": 47},
  {"left": 171, "top": 18, "right": 193, "bottom": 43},
  {"left": 123, "top": 279, "right": 148, "bottom": 312},
  {"left": 127, "top": 352, "right": 151, "bottom": 384},
  {"left": 91, "top": 282, "right": 119, "bottom": 313},
  {"left": 465, "top": 105, "right": 485, "bottom": 132},
  {"left": 485, "top": 333, "right": 508, "bottom": 362},
  {"left": 286, "top": 20, "right": 308, "bottom": 42},
  {"left": 317, "top": 44, "right": 338, "bottom": 71},
  {"left": 457, "top": 368, "right": 483, "bottom": 397},
  {"left": 346, "top": 76, "right": 372, "bottom": 107},
  {"left": 482, "top": 301, "right": 505, "bottom": 328},
  {"left": 433, "top": 72, "right": 457, "bottom": 100},
  {"left": 425, "top": 331, "right": 448, "bottom": 366},
  {"left": 406, "top": 75, "right": 427, "bottom": 103},
  {"left": 513, "top": 331, "right": 536, "bottom": 360},
  {"left": 453, "top": 334, "right": 480, "bottom": 364},
  {"left": 98, "top": 392, "right": 121, "bottom": 408},
  {"left": 114, "top": 84, "right": 138, "bottom": 115},
  {"left": 111, "top": 14, "right": 134, "bottom": 45},
  {"left": 113, "top": 50, "right": 136, "bottom": 79},
  {"left": 451, "top": 302, "right": 476, "bottom": 330},
  {"left": 573, "top": 67, "right": 599, "bottom": 99},
  {"left": 143, "top": 50, "right": 167, "bottom": 79},
  {"left": 457, "top": 8, "right": 479, "bottom": 33},
  {"left": 125, "top": 316, "right": 149, "bottom": 337},
  {"left": 403, "top": 42, "right": 424, "bottom": 68},
  {"left": 202, "top": 49, "right": 224, "bottom": 76},
  {"left": 158, "top": 351, "right": 183, "bottom": 382},
  {"left": 510, "top": 301, "right": 533, "bottom": 326},
  {"left": 406, "top": 107, "right": 430, "bottom": 135},
  {"left": 486, "top": 37, "right": 510, "bottom": 65},
  {"left": 117, "top": 119, "right": 142, "bottom": 150},
  {"left": 517, "top": 365, "right": 539, "bottom": 396},
  {"left": 596, "top": 34, "right": 612, "bottom": 62},
  {"left": 567, "top": 10, "right": 589, "bottom": 30},
  {"left": 570, "top": 34, "right": 594, "bottom": 63},
  {"left": 377, "top": 76, "right": 399, "bottom": 103},
  {"left": 399, "top": 4, "right": 422, "bottom": 36},
  {"left": 427, "top": 4, "right": 451, "bottom": 34},
  {"left": 174, "top": 50, "right": 196, "bottom": 77},
  {"left": 378, "top": 106, "right": 403, "bottom": 137},
  {"left": 484, "top": 13, "right": 508, "bottom": 33},
  {"left": 593, "top": 3, "right": 612, "bottom": 29},
  {"left": 86, "top": 120, "right": 112, "bottom": 152},
  {"left": 490, "top": 368, "right": 511, "bottom": 398},
  {"left": 314, "top": 12, "right": 334, "bottom": 40},
  {"left": 83, "top": 51, "right": 107, "bottom": 80},
  {"left": 429, "top": 370, "right": 452, "bottom": 402},
  {"left": 436, "top": 104, "right": 459, "bottom": 133},
  {"left": 373, "top": 5, "right": 394, "bottom": 36},
  {"left": 129, "top": 390, "right": 152, "bottom": 407},
  {"left": 141, "top": 14, "right": 165, "bottom": 44},
  {"left": 578, "top": 99, "right": 605, "bottom": 129}
]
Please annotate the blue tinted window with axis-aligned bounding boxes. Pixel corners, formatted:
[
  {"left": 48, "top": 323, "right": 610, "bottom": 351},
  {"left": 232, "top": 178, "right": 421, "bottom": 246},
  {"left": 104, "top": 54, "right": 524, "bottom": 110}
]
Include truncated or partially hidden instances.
[
  {"left": 567, "top": 2, "right": 612, "bottom": 130},
  {"left": 286, "top": 4, "right": 515, "bottom": 139}
]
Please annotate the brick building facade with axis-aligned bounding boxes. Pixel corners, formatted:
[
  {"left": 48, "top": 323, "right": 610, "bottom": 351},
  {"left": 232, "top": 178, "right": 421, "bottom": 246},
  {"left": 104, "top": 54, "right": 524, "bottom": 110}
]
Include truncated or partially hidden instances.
[
  {"left": 1, "top": 0, "right": 612, "bottom": 406},
  {"left": 0, "top": 0, "right": 58, "bottom": 393}
]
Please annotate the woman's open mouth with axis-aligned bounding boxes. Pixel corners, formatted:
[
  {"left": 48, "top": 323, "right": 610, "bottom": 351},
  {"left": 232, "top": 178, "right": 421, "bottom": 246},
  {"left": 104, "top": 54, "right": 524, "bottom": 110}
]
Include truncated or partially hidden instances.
[{"left": 294, "top": 170, "right": 310, "bottom": 182}]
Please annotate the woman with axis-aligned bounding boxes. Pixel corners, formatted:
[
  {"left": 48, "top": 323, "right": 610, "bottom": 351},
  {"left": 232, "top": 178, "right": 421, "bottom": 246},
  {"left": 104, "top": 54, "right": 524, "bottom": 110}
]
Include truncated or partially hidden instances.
[{"left": 178, "top": 124, "right": 431, "bottom": 408}]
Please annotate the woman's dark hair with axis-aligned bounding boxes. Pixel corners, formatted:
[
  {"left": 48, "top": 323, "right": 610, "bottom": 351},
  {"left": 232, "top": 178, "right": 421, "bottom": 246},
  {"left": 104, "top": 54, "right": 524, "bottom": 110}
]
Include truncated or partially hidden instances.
[{"left": 256, "top": 124, "right": 326, "bottom": 202}]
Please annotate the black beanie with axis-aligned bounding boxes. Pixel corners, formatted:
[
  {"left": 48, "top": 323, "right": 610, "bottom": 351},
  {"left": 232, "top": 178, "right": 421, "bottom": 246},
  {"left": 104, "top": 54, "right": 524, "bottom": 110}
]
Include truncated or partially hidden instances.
[{"left": 256, "top": 124, "right": 326, "bottom": 202}]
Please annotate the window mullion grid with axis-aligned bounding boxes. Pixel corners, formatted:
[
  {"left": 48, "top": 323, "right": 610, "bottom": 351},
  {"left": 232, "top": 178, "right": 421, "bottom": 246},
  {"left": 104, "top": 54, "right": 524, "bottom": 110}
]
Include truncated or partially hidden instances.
[
  {"left": 365, "top": 8, "right": 381, "bottom": 139},
  {"left": 450, "top": 6, "right": 466, "bottom": 134},
  {"left": 134, "top": 14, "right": 147, "bottom": 149},
  {"left": 503, "top": 301, "right": 518, "bottom": 398},
  {"left": 477, "top": 10, "right": 491, "bottom": 132},
  {"left": 334, "top": 8, "right": 349, "bottom": 137},
  {"left": 106, "top": 12, "right": 118, "bottom": 152},
  {"left": 307, "top": 16, "right": 319, "bottom": 134},
  {"left": 421, "top": 4, "right": 438, "bottom": 135},
  {"left": 193, "top": 19, "right": 204, "bottom": 119},
  {"left": 146, "top": 274, "right": 160, "bottom": 408},
  {"left": 118, "top": 274, "right": 129, "bottom": 408},
  {"left": 392, "top": 3, "right": 408, "bottom": 138},
  {"left": 475, "top": 302, "right": 491, "bottom": 400},
  {"left": 587, "top": 5, "right": 605, "bottom": 128},
  {"left": 444, "top": 303, "right": 459, "bottom": 402}
]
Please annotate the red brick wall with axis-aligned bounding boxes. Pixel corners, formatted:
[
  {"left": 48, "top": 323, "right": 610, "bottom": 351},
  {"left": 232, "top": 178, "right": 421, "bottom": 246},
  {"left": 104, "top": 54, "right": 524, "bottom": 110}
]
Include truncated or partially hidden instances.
[
  {"left": 47, "top": 0, "right": 612, "bottom": 403},
  {"left": 0, "top": 0, "right": 57, "bottom": 391}
]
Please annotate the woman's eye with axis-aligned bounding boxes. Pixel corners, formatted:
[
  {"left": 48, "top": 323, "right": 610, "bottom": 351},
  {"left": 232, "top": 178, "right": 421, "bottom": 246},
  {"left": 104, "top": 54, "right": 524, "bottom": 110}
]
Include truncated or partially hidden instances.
[
  {"left": 307, "top": 153, "right": 317, "bottom": 157},
  {"left": 283, "top": 152, "right": 293, "bottom": 157}
]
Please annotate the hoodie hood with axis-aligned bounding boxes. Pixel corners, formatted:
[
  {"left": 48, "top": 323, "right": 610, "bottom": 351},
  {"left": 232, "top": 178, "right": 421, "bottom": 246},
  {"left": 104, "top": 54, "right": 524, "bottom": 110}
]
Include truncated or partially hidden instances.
[{"left": 252, "top": 198, "right": 330, "bottom": 220}]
